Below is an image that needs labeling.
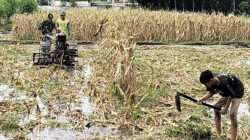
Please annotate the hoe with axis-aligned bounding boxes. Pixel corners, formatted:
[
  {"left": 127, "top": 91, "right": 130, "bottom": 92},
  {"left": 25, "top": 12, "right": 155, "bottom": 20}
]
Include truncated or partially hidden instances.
[{"left": 175, "top": 92, "right": 221, "bottom": 112}]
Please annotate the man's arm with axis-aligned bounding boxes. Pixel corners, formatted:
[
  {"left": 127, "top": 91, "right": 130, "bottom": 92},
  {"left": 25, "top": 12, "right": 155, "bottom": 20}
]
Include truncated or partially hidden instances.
[
  {"left": 54, "top": 23, "right": 58, "bottom": 31},
  {"left": 197, "top": 91, "right": 214, "bottom": 104},
  {"left": 67, "top": 22, "right": 71, "bottom": 36},
  {"left": 56, "top": 20, "right": 59, "bottom": 27},
  {"left": 220, "top": 96, "right": 231, "bottom": 114},
  {"left": 55, "top": 21, "right": 61, "bottom": 33}
]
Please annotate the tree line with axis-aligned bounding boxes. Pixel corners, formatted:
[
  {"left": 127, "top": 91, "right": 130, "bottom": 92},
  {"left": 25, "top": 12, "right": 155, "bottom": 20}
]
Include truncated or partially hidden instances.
[
  {"left": 0, "top": 0, "right": 38, "bottom": 22},
  {"left": 135, "top": 0, "right": 250, "bottom": 15}
]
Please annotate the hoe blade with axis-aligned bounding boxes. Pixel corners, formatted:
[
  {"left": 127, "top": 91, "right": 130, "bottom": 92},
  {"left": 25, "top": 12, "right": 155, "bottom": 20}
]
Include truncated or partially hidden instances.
[{"left": 175, "top": 94, "right": 181, "bottom": 112}]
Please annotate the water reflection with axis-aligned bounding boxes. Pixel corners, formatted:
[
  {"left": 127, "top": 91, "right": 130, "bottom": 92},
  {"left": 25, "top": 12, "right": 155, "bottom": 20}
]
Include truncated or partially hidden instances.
[
  {"left": 207, "top": 102, "right": 250, "bottom": 119},
  {"left": 0, "top": 84, "right": 26, "bottom": 101},
  {"left": 0, "top": 135, "right": 10, "bottom": 140},
  {"left": 236, "top": 60, "right": 250, "bottom": 65},
  {"left": 27, "top": 125, "right": 116, "bottom": 140}
]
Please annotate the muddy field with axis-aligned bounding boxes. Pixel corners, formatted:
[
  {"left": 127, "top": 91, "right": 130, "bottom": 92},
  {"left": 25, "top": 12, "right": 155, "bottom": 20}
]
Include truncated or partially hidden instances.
[{"left": 0, "top": 43, "right": 249, "bottom": 139}]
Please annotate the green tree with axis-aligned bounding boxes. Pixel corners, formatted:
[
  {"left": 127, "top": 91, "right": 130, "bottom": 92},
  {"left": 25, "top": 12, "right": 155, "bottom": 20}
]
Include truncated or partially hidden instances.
[
  {"left": 2, "top": 0, "right": 18, "bottom": 21},
  {"left": 136, "top": 0, "right": 249, "bottom": 15},
  {"left": 18, "top": 0, "right": 38, "bottom": 14},
  {"left": 38, "top": 0, "right": 50, "bottom": 5},
  {"left": 0, "top": 0, "right": 6, "bottom": 19},
  {"left": 70, "top": 0, "right": 77, "bottom": 7},
  {"left": 61, "top": 0, "right": 67, "bottom": 7},
  {"left": 237, "top": 1, "right": 250, "bottom": 14}
]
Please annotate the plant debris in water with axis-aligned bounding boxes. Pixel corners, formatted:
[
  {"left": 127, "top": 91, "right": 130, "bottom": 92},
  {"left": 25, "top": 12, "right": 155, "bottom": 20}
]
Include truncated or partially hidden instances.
[{"left": 0, "top": 40, "right": 249, "bottom": 139}]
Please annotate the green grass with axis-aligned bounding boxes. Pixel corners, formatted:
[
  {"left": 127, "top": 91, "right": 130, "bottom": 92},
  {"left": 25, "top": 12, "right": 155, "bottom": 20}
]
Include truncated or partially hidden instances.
[
  {"left": 133, "top": 109, "right": 146, "bottom": 120},
  {"left": 140, "top": 86, "right": 170, "bottom": 107},
  {"left": 0, "top": 116, "right": 20, "bottom": 131},
  {"left": 165, "top": 115, "right": 212, "bottom": 139},
  {"left": 0, "top": 23, "right": 12, "bottom": 31},
  {"left": 49, "top": 121, "right": 65, "bottom": 128}
]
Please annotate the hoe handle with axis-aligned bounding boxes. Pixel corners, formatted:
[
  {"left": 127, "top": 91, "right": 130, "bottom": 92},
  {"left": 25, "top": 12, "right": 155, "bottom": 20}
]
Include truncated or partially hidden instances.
[
  {"left": 201, "top": 102, "right": 221, "bottom": 111},
  {"left": 177, "top": 92, "right": 221, "bottom": 111}
]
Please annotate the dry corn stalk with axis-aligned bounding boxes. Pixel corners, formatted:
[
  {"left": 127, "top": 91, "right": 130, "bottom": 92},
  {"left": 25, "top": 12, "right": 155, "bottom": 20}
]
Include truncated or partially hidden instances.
[{"left": 11, "top": 9, "right": 250, "bottom": 42}]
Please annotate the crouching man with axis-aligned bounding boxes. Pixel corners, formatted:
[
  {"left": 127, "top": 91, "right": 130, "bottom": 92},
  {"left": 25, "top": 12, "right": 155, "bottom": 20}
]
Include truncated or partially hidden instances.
[{"left": 197, "top": 70, "right": 244, "bottom": 140}]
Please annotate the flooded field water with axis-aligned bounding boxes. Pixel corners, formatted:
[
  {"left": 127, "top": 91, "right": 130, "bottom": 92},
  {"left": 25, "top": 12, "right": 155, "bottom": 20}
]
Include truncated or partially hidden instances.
[
  {"left": 0, "top": 135, "right": 9, "bottom": 140},
  {"left": 0, "top": 43, "right": 249, "bottom": 139},
  {"left": 0, "top": 61, "right": 116, "bottom": 139},
  {"left": 27, "top": 125, "right": 116, "bottom": 140},
  {"left": 207, "top": 102, "right": 250, "bottom": 120}
]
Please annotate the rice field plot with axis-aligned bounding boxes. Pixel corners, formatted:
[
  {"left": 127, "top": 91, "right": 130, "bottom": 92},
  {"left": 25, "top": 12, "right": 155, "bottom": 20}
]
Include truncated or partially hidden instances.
[
  {"left": 138, "top": 46, "right": 249, "bottom": 139},
  {"left": 0, "top": 43, "right": 116, "bottom": 139},
  {"left": 86, "top": 44, "right": 250, "bottom": 139},
  {"left": 0, "top": 43, "right": 249, "bottom": 139}
]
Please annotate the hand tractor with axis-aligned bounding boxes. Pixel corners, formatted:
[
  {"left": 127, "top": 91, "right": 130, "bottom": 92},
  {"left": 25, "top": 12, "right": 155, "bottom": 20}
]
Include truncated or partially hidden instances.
[{"left": 33, "top": 33, "right": 78, "bottom": 68}]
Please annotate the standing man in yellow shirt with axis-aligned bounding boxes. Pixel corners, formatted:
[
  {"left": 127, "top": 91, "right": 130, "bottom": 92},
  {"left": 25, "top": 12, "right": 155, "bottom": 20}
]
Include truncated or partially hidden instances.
[
  {"left": 56, "top": 11, "right": 71, "bottom": 37},
  {"left": 53, "top": 11, "right": 71, "bottom": 64}
]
